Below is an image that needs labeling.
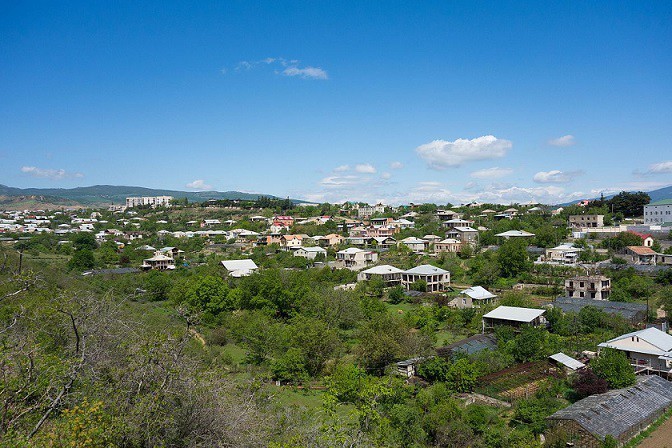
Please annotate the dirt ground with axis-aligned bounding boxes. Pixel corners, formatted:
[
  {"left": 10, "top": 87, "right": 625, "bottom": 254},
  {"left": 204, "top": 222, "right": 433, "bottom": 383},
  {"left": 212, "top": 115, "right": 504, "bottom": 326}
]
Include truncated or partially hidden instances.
[{"left": 638, "top": 415, "right": 672, "bottom": 448}]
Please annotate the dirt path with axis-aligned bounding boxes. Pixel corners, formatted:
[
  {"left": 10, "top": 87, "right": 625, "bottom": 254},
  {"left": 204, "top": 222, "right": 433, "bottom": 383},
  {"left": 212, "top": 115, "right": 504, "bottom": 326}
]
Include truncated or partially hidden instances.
[{"left": 638, "top": 414, "right": 672, "bottom": 448}]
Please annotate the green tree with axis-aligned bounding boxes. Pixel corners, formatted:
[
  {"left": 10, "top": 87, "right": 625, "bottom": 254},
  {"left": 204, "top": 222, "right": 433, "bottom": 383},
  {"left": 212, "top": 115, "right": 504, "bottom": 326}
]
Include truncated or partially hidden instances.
[
  {"left": 607, "top": 191, "right": 650, "bottom": 217},
  {"left": 270, "top": 347, "right": 308, "bottom": 384},
  {"left": 497, "top": 238, "right": 531, "bottom": 278},
  {"left": 510, "top": 326, "right": 548, "bottom": 362},
  {"left": 446, "top": 358, "right": 479, "bottom": 392},
  {"left": 417, "top": 357, "right": 451, "bottom": 382},
  {"left": 67, "top": 248, "right": 95, "bottom": 271},
  {"left": 591, "top": 348, "right": 636, "bottom": 388},
  {"left": 387, "top": 286, "right": 405, "bottom": 304}
]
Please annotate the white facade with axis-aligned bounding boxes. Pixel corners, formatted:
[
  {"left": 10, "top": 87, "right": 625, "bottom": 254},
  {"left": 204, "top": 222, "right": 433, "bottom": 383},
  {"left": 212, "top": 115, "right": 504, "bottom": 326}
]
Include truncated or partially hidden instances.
[
  {"left": 126, "top": 196, "right": 173, "bottom": 208},
  {"left": 644, "top": 200, "right": 672, "bottom": 225}
]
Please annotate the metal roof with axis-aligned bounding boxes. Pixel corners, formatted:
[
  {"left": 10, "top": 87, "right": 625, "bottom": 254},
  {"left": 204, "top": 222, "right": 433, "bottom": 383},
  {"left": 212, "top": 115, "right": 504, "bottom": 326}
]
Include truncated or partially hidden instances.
[
  {"left": 552, "top": 297, "right": 647, "bottom": 321},
  {"left": 599, "top": 327, "right": 672, "bottom": 353},
  {"left": 495, "top": 230, "right": 535, "bottom": 237},
  {"left": 221, "top": 259, "right": 258, "bottom": 271},
  {"left": 460, "top": 286, "right": 497, "bottom": 300},
  {"left": 403, "top": 264, "right": 449, "bottom": 275},
  {"left": 482, "top": 306, "right": 545, "bottom": 322},
  {"left": 360, "top": 264, "right": 404, "bottom": 275},
  {"left": 436, "top": 334, "right": 497, "bottom": 358},
  {"left": 549, "top": 352, "right": 585, "bottom": 370},
  {"left": 548, "top": 376, "right": 672, "bottom": 441}
]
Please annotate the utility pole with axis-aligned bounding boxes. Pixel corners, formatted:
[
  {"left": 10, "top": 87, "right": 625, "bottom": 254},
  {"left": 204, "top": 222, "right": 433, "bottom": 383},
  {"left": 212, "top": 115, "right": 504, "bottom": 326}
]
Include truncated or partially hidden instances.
[{"left": 17, "top": 250, "right": 23, "bottom": 275}]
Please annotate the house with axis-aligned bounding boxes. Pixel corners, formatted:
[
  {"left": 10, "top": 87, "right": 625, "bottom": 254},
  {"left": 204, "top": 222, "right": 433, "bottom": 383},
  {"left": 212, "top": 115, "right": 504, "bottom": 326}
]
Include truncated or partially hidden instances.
[
  {"left": 159, "top": 247, "right": 184, "bottom": 259},
  {"left": 568, "top": 214, "right": 605, "bottom": 229},
  {"left": 549, "top": 353, "right": 586, "bottom": 373},
  {"left": 625, "top": 246, "right": 657, "bottom": 265},
  {"left": 628, "top": 230, "right": 654, "bottom": 247},
  {"left": 449, "top": 286, "right": 497, "bottom": 309},
  {"left": 221, "top": 259, "right": 259, "bottom": 277},
  {"left": 391, "top": 218, "right": 415, "bottom": 229},
  {"left": 316, "top": 233, "right": 344, "bottom": 247},
  {"left": 423, "top": 234, "right": 442, "bottom": 244},
  {"left": 273, "top": 215, "right": 294, "bottom": 227},
  {"left": 141, "top": 251, "right": 176, "bottom": 271},
  {"left": 550, "top": 297, "right": 647, "bottom": 324},
  {"left": 446, "top": 226, "right": 478, "bottom": 247},
  {"left": 434, "top": 238, "right": 462, "bottom": 254},
  {"left": 293, "top": 246, "right": 327, "bottom": 260},
  {"left": 400, "top": 237, "right": 429, "bottom": 253},
  {"left": 201, "top": 219, "right": 221, "bottom": 227},
  {"left": 370, "top": 217, "right": 392, "bottom": 227},
  {"left": 401, "top": 265, "right": 450, "bottom": 293},
  {"left": 482, "top": 306, "right": 546, "bottom": 332},
  {"left": 396, "top": 357, "right": 426, "bottom": 378},
  {"left": 544, "top": 243, "right": 582, "bottom": 265},
  {"left": 357, "top": 264, "right": 404, "bottom": 286},
  {"left": 436, "top": 334, "right": 497, "bottom": 359},
  {"left": 565, "top": 275, "right": 611, "bottom": 300},
  {"left": 368, "top": 236, "right": 396, "bottom": 249},
  {"left": 335, "top": 248, "right": 378, "bottom": 270},
  {"left": 598, "top": 327, "right": 672, "bottom": 375},
  {"left": 546, "top": 376, "right": 672, "bottom": 447},
  {"left": 643, "top": 198, "right": 672, "bottom": 225},
  {"left": 495, "top": 230, "right": 536, "bottom": 239},
  {"left": 442, "top": 218, "right": 474, "bottom": 229},
  {"left": 436, "top": 210, "right": 460, "bottom": 221},
  {"left": 280, "top": 234, "right": 303, "bottom": 250}
]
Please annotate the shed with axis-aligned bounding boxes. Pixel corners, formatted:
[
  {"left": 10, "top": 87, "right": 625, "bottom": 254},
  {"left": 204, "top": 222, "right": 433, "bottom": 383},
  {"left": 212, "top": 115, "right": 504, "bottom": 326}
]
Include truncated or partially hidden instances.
[
  {"left": 221, "top": 259, "right": 259, "bottom": 277},
  {"left": 482, "top": 306, "right": 546, "bottom": 332},
  {"left": 549, "top": 352, "right": 585, "bottom": 372},
  {"left": 550, "top": 297, "right": 647, "bottom": 324},
  {"left": 436, "top": 334, "right": 497, "bottom": 359},
  {"left": 546, "top": 375, "right": 672, "bottom": 447}
]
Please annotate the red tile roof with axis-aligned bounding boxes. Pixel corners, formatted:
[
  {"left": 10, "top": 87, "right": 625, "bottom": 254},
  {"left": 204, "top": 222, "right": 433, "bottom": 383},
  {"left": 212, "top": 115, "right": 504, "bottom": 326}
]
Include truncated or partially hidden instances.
[{"left": 626, "top": 246, "right": 656, "bottom": 256}]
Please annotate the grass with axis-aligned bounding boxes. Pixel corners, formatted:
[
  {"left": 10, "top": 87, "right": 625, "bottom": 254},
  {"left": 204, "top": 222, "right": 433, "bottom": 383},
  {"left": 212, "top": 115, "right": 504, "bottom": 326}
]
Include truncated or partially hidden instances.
[
  {"left": 434, "top": 329, "right": 468, "bottom": 347},
  {"left": 386, "top": 301, "right": 419, "bottom": 315}
]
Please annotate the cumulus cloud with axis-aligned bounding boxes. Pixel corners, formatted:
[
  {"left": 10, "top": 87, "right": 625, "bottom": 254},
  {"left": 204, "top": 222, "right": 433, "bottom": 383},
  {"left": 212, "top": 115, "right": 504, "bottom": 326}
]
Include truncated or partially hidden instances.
[
  {"left": 333, "top": 164, "right": 350, "bottom": 172},
  {"left": 185, "top": 179, "right": 213, "bottom": 191},
  {"left": 355, "top": 163, "right": 376, "bottom": 174},
  {"left": 282, "top": 66, "right": 328, "bottom": 80},
  {"left": 533, "top": 170, "right": 583, "bottom": 184},
  {"left": 20, "top": 166, "right": 83, "bottom": 180},
  {"left": 416, "top": 135, "right": 512, "bottom": 169},
  {"left": 548, "top": 135, "right": 576, "bottom": 147},
  {"left": 647, "top": 161, "right": 672, "bottom": 174},
  {"left": 470, "top": 167, "right": 513, "bottom": 180},
  {"left": 390, "top": 161, "right": 404, "bottom": 169},
  {"left": 381, "top": 172, "right": 392, "bottom": 180}
]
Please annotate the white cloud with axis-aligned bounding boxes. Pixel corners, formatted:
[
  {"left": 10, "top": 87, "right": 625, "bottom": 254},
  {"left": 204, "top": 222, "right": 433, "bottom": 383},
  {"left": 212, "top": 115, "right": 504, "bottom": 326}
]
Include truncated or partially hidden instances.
[
  {"left": 185, "top": 179, "right": 213, "bottom": 191},
  {"left": 20, "top": 166, "right": 83, "bottom": 180},
  {"left": 648, "top": 160, "right": 672, "bottom": 174},
  {"left": 333, "top": 164, "right": 350, "bottom": 172},
  {"left": 319, "top": 175, "right": 364, "bottom": 188},
  {"left": 416, "top": 135, "right": 512, "bottom": 169},
  {"left": 282, "top": 66, "right": 328, "bottom": 80},
  {"left": 548, "top": 135, "right": 576, "bottom": 147},
  {"left": 470, "top": 167, "right": 513, "bottom": 180},
  {"left": 390, "top": 161, "right": 404, "bottom": 169},
  {"left": 230, "top": 57, "right": 328, "bottom": 80},
  {"left": 533, "top": 170, "right": 582, "bottom": 184},
  {"left": 355, "top": 163, "right": 376, "bottom": 174},
  {"left": 381, "top": 172, "right": 392, "bottom": 180}
]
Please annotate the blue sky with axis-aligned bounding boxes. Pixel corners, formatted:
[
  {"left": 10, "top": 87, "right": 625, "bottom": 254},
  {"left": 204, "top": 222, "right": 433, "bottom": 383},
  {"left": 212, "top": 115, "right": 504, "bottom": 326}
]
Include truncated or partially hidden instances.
[{"left": 1, "top": 1, "right": 671, "bottom": 204}]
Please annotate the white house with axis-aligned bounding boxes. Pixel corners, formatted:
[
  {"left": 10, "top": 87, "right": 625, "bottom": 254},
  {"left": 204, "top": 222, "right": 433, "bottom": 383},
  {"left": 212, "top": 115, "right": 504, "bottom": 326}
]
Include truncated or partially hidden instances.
[
  {"left": 141, "top": 251, "right": 176, "bottom": 271},
  {"left": 495, "top": 230, "right": 536, "bottom": 239},
  {"left": 357, "top": 264, "right": 404, "bottom": 286},
  {"left": 401, "top": 265, "right": 450, "bottom": 292},
  {"left": 335, "top": 248, "right": 378, "bottom": 270},
  {"left": 293, "top": 246, "right": 327, "bottom": 260},
  {"left": 598, "top": 327, "right": 672, "bottom": 374},
  {"left": 400, "top": 237, "right": 429, "bottom": 253},
  {"left": 449, "top": 286, "right": 497, "bottom": 309}
]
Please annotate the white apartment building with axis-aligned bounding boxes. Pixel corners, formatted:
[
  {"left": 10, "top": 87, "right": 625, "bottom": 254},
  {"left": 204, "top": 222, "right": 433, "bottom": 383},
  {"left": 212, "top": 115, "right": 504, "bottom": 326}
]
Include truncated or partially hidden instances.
[
  {"left": 126, "top": 196, "right": 173, "bottom": 208},
  {"left": 644, "top": 199, "right": 672, "bottom": 225}
]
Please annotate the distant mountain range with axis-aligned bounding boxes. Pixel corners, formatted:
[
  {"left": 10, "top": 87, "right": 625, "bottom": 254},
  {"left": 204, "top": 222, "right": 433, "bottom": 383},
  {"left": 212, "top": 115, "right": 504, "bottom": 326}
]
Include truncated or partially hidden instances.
[
  {"left": 0, "top": 184, "right": 293, "bottom": 207},
  {"left": 558, "top": 185, "right": 672, "bottom": 207}
]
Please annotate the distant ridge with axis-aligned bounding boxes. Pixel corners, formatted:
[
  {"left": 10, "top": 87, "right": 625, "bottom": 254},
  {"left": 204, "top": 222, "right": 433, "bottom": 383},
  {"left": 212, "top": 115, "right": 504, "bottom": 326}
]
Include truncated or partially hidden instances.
[
  {"left": 0, "top": 184, "right": 301, "bottom": 206},
  {"left": 557, "top": 185, "right": 672, "bottom": 207}
]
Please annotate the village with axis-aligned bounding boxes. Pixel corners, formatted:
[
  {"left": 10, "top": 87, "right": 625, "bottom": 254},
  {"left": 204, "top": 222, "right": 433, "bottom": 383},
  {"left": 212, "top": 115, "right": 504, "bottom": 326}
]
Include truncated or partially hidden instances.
[{"left": 2, "top": 192, "right": 672, "bottom": 447}]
